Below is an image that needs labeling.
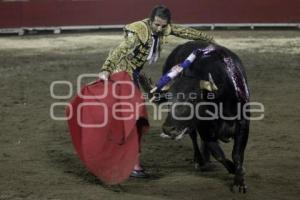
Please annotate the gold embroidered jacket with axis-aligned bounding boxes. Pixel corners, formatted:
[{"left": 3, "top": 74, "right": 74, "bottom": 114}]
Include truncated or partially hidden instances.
[{"left": 101, "top": 18, "right": 213, "bottom": 75}]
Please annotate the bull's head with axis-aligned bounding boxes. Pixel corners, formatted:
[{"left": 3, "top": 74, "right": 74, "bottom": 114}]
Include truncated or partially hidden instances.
[{"left": 161, "top": 74, "right": 218, "bottom": 140}]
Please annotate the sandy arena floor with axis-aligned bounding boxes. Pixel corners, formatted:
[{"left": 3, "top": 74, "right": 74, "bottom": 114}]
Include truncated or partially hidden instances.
[{"left": 0, "top": 30, "right": 299, "bottom": 200}]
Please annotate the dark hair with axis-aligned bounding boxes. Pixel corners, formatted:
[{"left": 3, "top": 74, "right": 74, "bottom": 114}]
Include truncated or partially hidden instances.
[{"left": 150, "top": 5, "right": 171, "bottom": 23}]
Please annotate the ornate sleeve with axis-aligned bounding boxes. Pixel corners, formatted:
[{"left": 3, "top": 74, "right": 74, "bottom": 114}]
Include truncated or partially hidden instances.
[
  {"left": 101, "top": 32, "right": 139, "bottom": 72},
  {"left": 170, "top": 24, "right": 214, "bottom": 42}
]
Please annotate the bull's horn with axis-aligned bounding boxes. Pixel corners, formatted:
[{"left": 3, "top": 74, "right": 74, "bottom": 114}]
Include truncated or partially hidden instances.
[
  {"left": 150, "top": 86, "right": 158, "bottom": 93},
  {"left": 149, "top": 96, "right": 156, "bottom": 103},
  {"left": 160, "top": 132, "right": 172, "bottom": 139},
  {"left": 175, "top": 127, "right": 190, "bottom": 140},
  {"left": 208, "top": 73, "right": 218, "bottom": 91}
]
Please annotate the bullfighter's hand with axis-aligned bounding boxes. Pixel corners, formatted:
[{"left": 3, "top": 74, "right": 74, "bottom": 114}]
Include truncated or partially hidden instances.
[{"left": 98, "top": 71, "right": 110, "bottom": 81}]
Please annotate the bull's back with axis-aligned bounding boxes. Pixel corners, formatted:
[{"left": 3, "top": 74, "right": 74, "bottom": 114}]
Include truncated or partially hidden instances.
[{"left": 167, "top": 41, "right": 248, "bottom": 103}]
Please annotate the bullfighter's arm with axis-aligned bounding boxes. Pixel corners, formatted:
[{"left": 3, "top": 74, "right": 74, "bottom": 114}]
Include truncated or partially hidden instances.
[
  {"left": 101, "top": 32, "right": 139, "bottom": 73},
  {"left": 170, "top": 24, "right": 214, "bottom": 42}
]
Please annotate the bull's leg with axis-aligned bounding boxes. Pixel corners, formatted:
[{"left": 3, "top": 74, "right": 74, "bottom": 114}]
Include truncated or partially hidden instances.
[
  {"left": 206, "top": 141, "right": 235, "bottom": 174},
  {"left": 231, "top": 119, "right": 249, "bottom": 193},
  {"left": 200, "top": 139, "right": 211, "bottom": 163},
  {"left": 189, "top": 131, "right": 205, "bottom": 169}
]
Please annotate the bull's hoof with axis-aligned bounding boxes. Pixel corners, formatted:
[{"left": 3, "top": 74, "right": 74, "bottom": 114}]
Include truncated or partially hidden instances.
[
  {"left": 231, "top": 183, "right": 247, "bottom": 193},
  {"left": 231, "top": 175, "right": 247, "bottom": 193}
]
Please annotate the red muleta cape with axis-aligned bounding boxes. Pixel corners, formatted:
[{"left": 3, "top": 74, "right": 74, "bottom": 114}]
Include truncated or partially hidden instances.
[{"left": 66, "top": 72, "right": 148, "bottom": 184}]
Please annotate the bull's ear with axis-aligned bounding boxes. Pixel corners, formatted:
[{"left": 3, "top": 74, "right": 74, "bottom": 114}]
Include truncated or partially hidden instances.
[
  {"left": 200, "top": 80, "right": 214, "bottom": 92},
  {"left": 199, "top": 73, "right": 218, "bottom": 92}
]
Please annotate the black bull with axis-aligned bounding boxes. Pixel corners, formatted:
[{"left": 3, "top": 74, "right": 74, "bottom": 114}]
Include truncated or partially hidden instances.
[{"left": 158, "top": 41, "right": 250, "bottom": 193}]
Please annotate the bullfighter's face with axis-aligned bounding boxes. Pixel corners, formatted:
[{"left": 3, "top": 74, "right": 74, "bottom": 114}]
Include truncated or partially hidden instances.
[{"left": 151, "top": 16, "right": 168, "bottom": 35}]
